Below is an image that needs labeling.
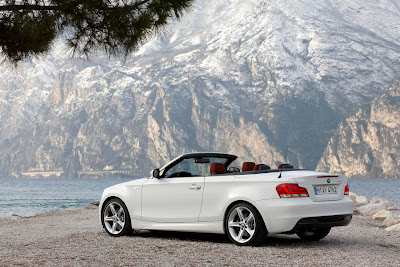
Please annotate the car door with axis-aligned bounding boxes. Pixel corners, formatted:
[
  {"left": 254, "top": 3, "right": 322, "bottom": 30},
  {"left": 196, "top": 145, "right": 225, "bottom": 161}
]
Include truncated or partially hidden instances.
[{"left": 141, "top": 175, "right": 205, "bottom": 223}]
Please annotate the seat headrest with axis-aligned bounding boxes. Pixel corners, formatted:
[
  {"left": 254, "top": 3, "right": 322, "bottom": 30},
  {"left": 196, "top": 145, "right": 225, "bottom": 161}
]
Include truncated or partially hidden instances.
[
  {"left": 242, "top": 162, "right": 255, "bottom": 172},
  {"left": 278, "top": 164, "right": 293, "bottom": 169},
  {"left": 210, "top": 163, "right": 226, "bottom": 174},
  {"left": 259, "top": 164, "right": 271, "bottom": 170},
  {"left": 253, "top": 164, "right": 271, "bottom": 171}
]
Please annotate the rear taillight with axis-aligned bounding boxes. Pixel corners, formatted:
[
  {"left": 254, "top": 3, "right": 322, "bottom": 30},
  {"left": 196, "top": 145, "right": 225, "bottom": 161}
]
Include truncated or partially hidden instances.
[
  {"left": 276, "top": 184, "right": 309, "bottom": 198},
  {"left": 344, "top": 183, "right": 349, "bottom": 195}
]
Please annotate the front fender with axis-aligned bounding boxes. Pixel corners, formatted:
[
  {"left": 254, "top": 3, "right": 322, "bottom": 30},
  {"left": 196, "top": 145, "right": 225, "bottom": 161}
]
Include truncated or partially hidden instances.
[{"left": 99, "top": 182, "right": 143, "bottom": 224}]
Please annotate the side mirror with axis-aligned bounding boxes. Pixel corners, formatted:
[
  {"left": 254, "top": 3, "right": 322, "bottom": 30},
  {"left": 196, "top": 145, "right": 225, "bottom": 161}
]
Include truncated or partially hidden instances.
[{"left": 150, "top": 168, "right": 160, "bottom": 178}]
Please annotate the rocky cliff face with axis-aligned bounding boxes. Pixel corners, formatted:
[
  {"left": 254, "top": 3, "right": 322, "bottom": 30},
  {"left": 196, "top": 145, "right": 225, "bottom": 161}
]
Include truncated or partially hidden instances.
[
  {"left": 317, "top": 76, "right": 400, "bottom": 178},
  {"left": 0, "top": 0, "right": 400, "bottom": 177}
]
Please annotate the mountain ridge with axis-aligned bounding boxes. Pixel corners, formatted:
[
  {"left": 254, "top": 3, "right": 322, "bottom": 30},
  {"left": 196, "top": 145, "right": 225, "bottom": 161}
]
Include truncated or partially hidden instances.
[
  {"left": 0, "top": 0, "right": 399, "bottom": 177},
  {"left": 317, "top": 75, "right": 400, "bottom": 178}
]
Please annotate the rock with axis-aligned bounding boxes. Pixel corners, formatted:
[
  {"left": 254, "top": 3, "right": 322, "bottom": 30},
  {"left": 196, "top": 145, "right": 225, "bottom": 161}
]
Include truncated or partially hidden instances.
[
  {"left": 357, "top": 200, "right": 399, "bottom": 216},
  {"left": 357, "top": 197, "right": 399, "bottom": 216},
  {"left": 385, "top": 223, "right": 400, "bottom": 232},
  {"left": 383, "top": 211, "right": 400, "bottom": 227},
  {"left": 91, "top": 201, "right": 100, "bottom": 206},
  {"left": 85, "top": 204, "right": 99, "bottom": 209},
  {"left": 9, "top": 214, "right": 22, "bottom": 220},
  {"left": 370, "top": 197, "right": 384, "bottom": 204},
  {"left": 358, "top": 203, "right": 385, "bottom": 216},
  {"left": 372, "top": 210, "right": 391, "bottom": 221},
  {"left": 356, "top": 196, "right": 368, "bottom": 205},
  {"left": 349, "top": 192, "right": 368, "bottom": 205},
  {"left": 369, "top": 198, "right": 399, "bottom": 210},
  {"left": 349, "top": 192, "right": 357, "bottom": 203}
]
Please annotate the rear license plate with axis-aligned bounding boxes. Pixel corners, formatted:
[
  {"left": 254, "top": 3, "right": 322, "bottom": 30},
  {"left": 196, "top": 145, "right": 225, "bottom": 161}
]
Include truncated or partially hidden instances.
[{"left": 314, "top": 186, "right": 337, "bottom": 195}]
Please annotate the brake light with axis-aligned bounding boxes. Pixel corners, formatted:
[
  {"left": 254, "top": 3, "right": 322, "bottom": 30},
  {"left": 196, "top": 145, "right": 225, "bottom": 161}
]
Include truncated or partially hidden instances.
[
  {"left": 276, "top": 184, "right": 309, "bottom": 198},
  {"left": 344, "top": 183, "right": 349, "bottom": 195}
]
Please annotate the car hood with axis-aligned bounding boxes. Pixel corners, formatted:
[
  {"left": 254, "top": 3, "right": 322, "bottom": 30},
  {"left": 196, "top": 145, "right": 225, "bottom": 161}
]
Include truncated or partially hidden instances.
[
  {"left": 102, "top": 177, "right": 148, "bottom": 194},
  {"left": 110, "top": 177, "right": 147, "bottom": 188}
]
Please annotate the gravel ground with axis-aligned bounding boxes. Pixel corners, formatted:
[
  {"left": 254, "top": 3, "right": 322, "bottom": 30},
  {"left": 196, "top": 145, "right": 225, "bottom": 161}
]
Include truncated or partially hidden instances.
[{"left": 1, "top": 207, "right": 399, "bottom": 266}]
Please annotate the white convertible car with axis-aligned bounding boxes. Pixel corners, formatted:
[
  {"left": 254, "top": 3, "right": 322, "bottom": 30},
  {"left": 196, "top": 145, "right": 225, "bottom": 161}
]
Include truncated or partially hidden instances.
[{"left": 100, "top": 152, "right": 353, "bottom": 246}]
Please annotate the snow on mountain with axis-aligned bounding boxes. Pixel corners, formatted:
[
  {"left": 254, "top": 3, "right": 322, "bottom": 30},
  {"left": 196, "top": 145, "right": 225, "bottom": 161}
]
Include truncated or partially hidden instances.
[{"left": 0, "top": 0, "right": 399, "bottom": 177}]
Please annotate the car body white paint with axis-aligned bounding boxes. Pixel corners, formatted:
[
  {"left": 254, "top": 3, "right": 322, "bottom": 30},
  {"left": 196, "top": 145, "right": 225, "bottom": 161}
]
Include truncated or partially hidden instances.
[{"left": 100, "top": 168, "right": 353, "bottom": 235}]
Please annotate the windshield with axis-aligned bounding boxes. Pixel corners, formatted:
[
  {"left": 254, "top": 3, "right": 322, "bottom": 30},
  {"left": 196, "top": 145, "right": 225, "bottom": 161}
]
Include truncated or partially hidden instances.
[{"left": 163, "top": 157, "right": 227, "bottom": 177}]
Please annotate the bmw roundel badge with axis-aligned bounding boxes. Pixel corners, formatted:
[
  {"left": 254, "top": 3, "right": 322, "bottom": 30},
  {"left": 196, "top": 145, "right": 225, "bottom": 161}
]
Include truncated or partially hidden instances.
[{"left": 327, "top": 178, "right": 331, "bottom": 183}]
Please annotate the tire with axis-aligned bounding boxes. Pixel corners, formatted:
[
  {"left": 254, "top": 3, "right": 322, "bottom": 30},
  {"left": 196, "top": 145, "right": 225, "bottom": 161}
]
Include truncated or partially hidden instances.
[
  {"left": 225, "top": 202, "right": 267, "bottom": 246},
  {"left": 296, "top": 227, "right": 331, "bottom": 241},
  {"left": 101, "top": 198, "right": 132, "bottom": 237}
]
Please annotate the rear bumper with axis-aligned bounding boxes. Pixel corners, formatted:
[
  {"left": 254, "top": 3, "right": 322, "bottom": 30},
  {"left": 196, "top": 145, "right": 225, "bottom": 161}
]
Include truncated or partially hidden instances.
[
  {"left": 289, "top": 214, "right": 352, "bottom": 233},
  {"left": 253, "top": 197, "right": 354, "bottom": 234}
]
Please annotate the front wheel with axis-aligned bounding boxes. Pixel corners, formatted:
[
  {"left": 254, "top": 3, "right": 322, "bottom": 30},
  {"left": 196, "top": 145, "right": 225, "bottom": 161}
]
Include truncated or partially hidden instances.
[
  {"left": 101, "top": 198, "right": 132, "bottom": 236},
  {"left": 225, "top": 203, "right": 267, "bottom": 246},
  {"left": 296, "top": 227, "right": 331, "bottom": 241}
]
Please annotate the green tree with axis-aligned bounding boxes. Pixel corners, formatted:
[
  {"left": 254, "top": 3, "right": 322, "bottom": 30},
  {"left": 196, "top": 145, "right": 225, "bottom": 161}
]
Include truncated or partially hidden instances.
[{"left": 0, "top": 0, "right": 194, "bottom": 63}]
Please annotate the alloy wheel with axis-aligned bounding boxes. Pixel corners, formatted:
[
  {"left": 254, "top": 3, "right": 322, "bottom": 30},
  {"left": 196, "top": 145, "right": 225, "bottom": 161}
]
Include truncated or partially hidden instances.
[
  {"left": 103, "top": 202, "right": 126, "bottom": 235},
  {"left": 227, "top": 206, "right": 256, "bottom": 244}
]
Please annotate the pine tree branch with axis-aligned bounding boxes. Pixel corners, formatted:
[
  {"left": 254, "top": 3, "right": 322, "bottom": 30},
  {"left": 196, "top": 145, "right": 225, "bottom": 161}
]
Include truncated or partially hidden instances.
[
  {"left": 0, "top": 0, "right": 195, "bottom": 63},
  {"left": 132, "top": 0, "right": 152, "bottom": 9},
  {"left": 0, "top": 5, "right": 61, "bottom": 11},
  {"left": 0, "top": 1, "right": 153, "bottom": 13}
]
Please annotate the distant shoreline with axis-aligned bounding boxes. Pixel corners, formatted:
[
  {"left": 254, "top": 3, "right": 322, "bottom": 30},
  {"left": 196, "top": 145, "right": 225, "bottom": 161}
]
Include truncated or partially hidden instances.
[{"left": 13, "top": 170, "right": 147, "bottom": 179}]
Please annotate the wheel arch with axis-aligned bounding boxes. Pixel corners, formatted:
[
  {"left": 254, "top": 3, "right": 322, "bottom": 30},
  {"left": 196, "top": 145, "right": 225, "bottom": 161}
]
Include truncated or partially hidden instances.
[
  {"left": 100, "top": 196, "right": 124, "bottom": 214},
  {"left": 99, "top": 194, "right": 129, "bottom": 226}
]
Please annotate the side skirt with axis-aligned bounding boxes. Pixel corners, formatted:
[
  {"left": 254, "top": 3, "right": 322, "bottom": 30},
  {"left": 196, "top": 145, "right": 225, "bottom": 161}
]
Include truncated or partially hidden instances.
[{"left": 131, "top": 219, "right": 225, "bottom": 234}]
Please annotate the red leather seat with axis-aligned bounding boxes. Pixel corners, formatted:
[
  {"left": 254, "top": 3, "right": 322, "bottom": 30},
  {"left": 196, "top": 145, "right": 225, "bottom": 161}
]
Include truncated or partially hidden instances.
[
  {"left": 210, "top": 163, "right": 226, "bottom": 174},
  {"left": 242, "top": 162, "right": 255, "bottom": 172}
]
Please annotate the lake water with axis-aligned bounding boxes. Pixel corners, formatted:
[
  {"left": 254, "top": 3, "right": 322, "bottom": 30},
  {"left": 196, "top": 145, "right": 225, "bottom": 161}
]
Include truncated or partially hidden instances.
[
  {"left": 0, "top": 177, "right": 399, "bottom": 217},
  {"left": 347, "top": 178, "right": 400, "bottom": 204},
  {"left": 0, "top": 178, "right": 132, "bottom": 217}
]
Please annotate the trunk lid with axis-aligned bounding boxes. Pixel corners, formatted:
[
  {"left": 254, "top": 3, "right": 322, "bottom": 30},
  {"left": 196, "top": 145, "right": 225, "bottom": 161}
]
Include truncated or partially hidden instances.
[{"left": 293, "top": 173, "right": 347, "bottom": 202}]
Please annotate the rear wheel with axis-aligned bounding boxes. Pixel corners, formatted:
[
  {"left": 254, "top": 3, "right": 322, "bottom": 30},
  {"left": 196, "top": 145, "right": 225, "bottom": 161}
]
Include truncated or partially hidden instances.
[
  {"left": 102, "top": 198, "right": 132, "bottom": 236},
  {"left": 296, "top": 227, "right": 331, "bottom": 241},
  {"left": 225, "top": 203, "right": 267, "bottom": 246}
]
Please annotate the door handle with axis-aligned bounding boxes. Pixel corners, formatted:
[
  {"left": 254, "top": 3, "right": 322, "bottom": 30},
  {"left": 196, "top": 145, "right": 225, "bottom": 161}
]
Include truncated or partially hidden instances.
[{"left": 188, "top": 184, "right": 201, "bottom": 190}]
